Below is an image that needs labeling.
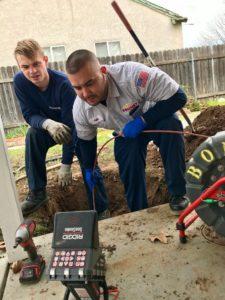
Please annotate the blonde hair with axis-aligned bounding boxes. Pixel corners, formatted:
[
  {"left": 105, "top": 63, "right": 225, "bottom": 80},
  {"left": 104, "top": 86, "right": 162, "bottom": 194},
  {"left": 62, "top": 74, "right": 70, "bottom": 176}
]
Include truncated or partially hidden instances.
[{"left": 14, "top": 39, "right": 44, "bottom": 59}]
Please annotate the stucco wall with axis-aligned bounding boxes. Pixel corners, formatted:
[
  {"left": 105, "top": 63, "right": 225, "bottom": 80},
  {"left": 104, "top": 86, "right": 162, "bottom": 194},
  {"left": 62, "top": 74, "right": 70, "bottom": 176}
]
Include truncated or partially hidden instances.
[{"left": 0, "top": 0, "right": 183, "bottom": 66}]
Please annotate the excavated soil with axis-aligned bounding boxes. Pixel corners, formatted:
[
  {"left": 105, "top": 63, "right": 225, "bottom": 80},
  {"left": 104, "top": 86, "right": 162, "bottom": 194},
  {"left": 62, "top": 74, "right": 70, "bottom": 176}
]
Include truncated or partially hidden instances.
[
  {"left": 16, "top": 106, "right": 225, "bottom": 233},
  {"left": 184, "top": 106, "right": 225, "bottom": 159}
]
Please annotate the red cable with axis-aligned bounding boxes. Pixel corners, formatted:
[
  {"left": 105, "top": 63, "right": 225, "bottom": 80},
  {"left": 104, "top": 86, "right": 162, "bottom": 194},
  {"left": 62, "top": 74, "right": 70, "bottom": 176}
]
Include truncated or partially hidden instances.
[
  {"left": 99, "top": 287, "right": 120, "bottom": 299},
  {"left": 143, "top": 129, "right": 208, "bottom": 138},
  {"left": 91, "top": 129, "right": 209, "bottom": 209},
  {"left": 108, "top": 288, "right": 120, "bottom": 300}
]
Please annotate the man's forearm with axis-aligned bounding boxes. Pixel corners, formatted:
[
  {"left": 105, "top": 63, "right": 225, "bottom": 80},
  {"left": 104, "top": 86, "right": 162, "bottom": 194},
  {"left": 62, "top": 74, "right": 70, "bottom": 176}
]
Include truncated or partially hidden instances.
[
  {"left": 61, "top": 127, "right": 77, "bottom": 164},
  {"left": 142, "top": 87, "right": 187, "bottom": 126},
  {"left": 78, "top": 137, "right": 97, "bottom": 169},
  {"left": 62, "top": 143, "right": 75, "bottom": 164}
]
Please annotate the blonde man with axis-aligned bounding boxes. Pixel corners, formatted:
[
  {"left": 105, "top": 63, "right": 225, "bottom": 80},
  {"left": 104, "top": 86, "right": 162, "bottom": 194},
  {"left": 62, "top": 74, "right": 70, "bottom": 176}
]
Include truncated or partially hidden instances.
[{"left": 14, "top": 40, "right": 109, "bottom": 218}]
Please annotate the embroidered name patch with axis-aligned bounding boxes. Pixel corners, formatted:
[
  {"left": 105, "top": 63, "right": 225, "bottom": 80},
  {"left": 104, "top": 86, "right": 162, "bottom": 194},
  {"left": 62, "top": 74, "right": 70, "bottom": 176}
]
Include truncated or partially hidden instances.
[
  {"left": 90, "top": 116, "right": 104, "bottom": 124},
  {"left": 122, "top": 102, "right": 139, "bottom": 112},
  {"left": 49, "top": 106, "right": 61, "bottom": 110},
  {"left": 136, "top": 71, "right": 149, "bottom": 88}
]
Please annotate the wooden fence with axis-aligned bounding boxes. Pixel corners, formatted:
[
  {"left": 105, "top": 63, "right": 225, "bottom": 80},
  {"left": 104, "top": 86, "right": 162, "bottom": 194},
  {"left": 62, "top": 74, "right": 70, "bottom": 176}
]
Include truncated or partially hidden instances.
[{"left": 1, "top": 44, "right": 225, "bottom": 127}]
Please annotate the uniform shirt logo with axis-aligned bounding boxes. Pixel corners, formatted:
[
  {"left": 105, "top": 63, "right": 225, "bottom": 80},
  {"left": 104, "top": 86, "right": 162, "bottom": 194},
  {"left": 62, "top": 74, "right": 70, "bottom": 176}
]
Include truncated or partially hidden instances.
[
  {"left": 49, "top": 106, "right": 61, "bottom": 110},
  {"left": 90, "top": 115, "right": 104, "bottom": 124},
  {"left": 122, "top": 102, "right": 139, "bottom": 113},
  {"left": 136, "top": 71, "right": 149, "bottom": 88}
]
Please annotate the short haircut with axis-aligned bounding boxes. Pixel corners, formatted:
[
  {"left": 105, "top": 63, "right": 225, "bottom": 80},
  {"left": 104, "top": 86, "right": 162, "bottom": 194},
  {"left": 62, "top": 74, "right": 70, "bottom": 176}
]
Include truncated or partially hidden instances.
[
  {"left": 66, "top": 49, "right": 98, "bottom": 74},
  {"left": 14, "top": 39, "right": 44, "bottom": 59}
]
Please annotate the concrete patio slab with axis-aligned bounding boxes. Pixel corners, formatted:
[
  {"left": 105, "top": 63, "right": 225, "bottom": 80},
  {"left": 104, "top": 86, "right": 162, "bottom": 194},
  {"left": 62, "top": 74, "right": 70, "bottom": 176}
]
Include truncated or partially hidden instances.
[{"left": 3, "top": 204, "right": 225, "bottom": 300}]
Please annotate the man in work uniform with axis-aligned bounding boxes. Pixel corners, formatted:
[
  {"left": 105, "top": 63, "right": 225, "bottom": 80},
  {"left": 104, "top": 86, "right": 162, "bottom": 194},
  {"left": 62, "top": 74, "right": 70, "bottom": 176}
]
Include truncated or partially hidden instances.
[
  {"left": 66, "top": 49, "right": 189, "bottom": 214},
  {"left": 13, "top": 40, "right": 109, "bottom": 219}
]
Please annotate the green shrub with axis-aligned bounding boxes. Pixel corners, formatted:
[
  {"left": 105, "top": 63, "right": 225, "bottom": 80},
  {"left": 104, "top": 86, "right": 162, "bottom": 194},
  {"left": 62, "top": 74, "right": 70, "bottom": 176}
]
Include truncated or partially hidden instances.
[{"left": 187, "top": 100, "right": 201, "bottom": 112}]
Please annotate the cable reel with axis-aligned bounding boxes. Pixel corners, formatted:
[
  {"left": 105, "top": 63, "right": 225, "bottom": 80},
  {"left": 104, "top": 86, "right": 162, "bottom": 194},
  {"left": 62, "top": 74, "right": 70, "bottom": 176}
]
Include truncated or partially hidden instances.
[{"left": 186, "top": 131, "right": 225, "bottom": 237}]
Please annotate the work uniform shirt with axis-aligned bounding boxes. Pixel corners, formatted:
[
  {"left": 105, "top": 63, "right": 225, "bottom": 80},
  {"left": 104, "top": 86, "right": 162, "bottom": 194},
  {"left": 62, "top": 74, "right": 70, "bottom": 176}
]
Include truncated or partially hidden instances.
[
  {"left": 14, "top": 69, "right": 76, "bottom": 164},
  {"left": 73, "top": 61, "right": 179, "bottom": 141}
]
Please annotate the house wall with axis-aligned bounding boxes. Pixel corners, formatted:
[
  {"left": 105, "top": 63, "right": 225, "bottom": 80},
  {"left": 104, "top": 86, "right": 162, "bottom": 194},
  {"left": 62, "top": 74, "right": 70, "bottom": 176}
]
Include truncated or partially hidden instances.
[{"left": 0, "top": 0, "right": 183, "bottom": 66}]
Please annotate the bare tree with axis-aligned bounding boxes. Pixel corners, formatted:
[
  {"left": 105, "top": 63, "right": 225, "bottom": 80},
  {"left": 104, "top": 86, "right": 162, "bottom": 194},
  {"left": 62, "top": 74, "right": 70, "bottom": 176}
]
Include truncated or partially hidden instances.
[{"left": 199, "top": 2, "right": 225, "bottom": 45}]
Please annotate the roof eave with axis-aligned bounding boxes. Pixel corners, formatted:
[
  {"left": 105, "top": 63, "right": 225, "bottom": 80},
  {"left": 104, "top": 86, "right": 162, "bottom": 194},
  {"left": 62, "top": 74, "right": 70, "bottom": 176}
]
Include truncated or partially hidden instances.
[
  {"left": 171, "top": 17, "right": 188, "bottom": 24},
  {"left": 131, "top": 0, "right": 188, "bottom": 24}
]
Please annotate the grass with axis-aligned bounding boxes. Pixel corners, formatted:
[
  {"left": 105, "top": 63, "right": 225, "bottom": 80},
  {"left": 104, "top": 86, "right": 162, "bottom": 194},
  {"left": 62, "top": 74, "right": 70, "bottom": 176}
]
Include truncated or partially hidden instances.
[
  {"left": 5, "top": 125, "right": 28, "bottom": 139},
  {"left": 8, "top": 144, "right": 62, "bottom": 159},
  {"left": 206, "top": 97, "right": 225, "bottom": 107},
  {"left": 97, "top": 129, "right": 114, "bottom": 163},
  {"left": 47, "top": 144, "right": 62, "bottom": 157},
  {"left": 8, "top": 147, "right": 24, "bottom": 167},
  {"left": 8, "top": 144, "right": 63, "bottom": 174},
  {"left": 97, "top": 128, "right": 113, "bottom": 144},
  {"left": 187, "top": 97, "right": 225, "bottom": 112}
]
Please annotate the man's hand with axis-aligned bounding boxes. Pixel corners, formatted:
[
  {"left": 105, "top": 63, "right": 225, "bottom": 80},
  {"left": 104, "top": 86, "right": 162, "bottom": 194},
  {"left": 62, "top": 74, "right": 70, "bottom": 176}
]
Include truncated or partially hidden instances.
[
  {"left": 85, "top": 168, "right": 99, "bottom": 192},
  {"left": 122, "top": 116, "right": 146, "bottom": 138},
  {"left": 42, "top": 119, "right": 72, "bottom": 144},
  {"left": 57, "top": 164, "right": 72, "bottom": 187}
]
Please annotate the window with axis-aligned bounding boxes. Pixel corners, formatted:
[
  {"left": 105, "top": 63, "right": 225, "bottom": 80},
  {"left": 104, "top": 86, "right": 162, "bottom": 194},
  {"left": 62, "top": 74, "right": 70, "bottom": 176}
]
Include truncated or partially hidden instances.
[
  {"left": 43, "top": 45, "right": 66, "bottom": 62},
  {"left": 95, "top": 41, "right": 121, "bottom": 58}
]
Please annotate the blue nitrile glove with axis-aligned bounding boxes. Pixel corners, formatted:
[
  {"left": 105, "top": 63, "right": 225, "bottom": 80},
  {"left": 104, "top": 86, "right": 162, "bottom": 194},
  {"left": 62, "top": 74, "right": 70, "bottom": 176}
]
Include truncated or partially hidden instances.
[
  {"left": 122, "top": 116, "right": 147, "bottom": 138},
  {"left": 85, "top": 168, "right": 98, "bottom": 191}
]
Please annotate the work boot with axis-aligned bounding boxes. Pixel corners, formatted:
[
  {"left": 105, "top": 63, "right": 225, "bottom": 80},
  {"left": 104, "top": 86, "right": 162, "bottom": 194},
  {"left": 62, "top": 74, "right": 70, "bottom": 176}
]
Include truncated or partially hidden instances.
[
  {"left": 98, "top": 209, "right": 110, "bottom": 221},
  {"left": 169, "top": 195, "right": 189, "bottom": 215},
  {"left": 21, "top": 189, "right": 48, "bottom": 217}
]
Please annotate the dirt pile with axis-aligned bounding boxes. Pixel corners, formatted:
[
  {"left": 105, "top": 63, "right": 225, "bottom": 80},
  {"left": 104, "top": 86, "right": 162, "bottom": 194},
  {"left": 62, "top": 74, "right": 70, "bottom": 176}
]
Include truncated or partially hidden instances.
[
  {"left": 184, "top": 106, "right": 225, "bottom": 159},
  {"left": 16, "top": 106, "right": 225, "bottom": 232}
]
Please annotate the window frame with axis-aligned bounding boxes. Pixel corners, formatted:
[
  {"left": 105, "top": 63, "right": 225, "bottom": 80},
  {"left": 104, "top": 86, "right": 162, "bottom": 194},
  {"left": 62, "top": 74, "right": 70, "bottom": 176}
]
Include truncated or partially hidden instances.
[
  {"left": 95, "top": 41, "right": 121, "bottom": 57},
  {"left": 43, "top": 45, "right": 66, "bottom": 62}
]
